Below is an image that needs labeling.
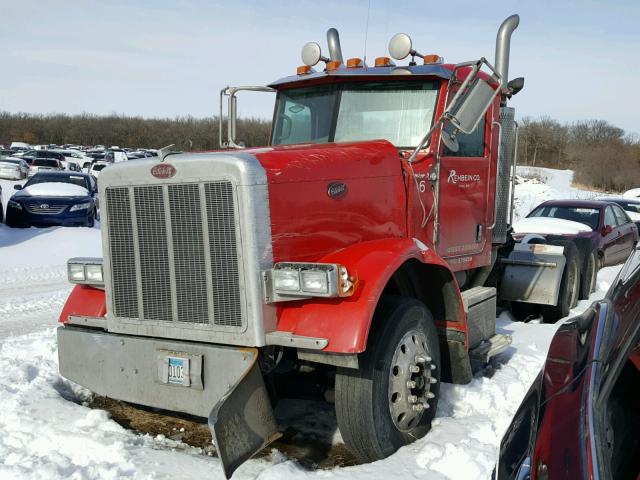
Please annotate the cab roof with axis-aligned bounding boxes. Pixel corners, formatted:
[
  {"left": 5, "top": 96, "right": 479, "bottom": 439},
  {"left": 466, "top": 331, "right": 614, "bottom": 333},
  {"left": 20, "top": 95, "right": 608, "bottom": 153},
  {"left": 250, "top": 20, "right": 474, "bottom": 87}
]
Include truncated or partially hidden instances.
[{"left": 268, "top": 63, "right": 454, "bottom": 89}]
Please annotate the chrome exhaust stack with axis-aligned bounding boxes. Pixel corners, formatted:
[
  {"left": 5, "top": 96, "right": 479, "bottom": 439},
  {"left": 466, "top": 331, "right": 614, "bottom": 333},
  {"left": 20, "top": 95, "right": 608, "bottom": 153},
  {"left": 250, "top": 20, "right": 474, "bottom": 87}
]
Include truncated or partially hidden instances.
[
  {"left": 494, "top": 14, "right": 520, "bottom": 90},
  {"left": 326, "top": 28, "right": 344, "bottom": 64}
]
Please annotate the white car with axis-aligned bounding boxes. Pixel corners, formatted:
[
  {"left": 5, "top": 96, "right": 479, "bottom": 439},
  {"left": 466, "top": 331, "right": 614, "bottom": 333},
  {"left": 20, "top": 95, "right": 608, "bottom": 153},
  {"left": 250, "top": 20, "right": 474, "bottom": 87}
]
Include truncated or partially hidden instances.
[
  {"left": 0, "top": 157, "right": 29, "bottom": 180},
  {"left": 28, "top": 158, "right": 64, "bottom": 177},
  {"left": 89, "top": 161, "right": 110, "bottom": 178},
  {"left": 0, "top": 158, "right": 29, "bottom": 179}
]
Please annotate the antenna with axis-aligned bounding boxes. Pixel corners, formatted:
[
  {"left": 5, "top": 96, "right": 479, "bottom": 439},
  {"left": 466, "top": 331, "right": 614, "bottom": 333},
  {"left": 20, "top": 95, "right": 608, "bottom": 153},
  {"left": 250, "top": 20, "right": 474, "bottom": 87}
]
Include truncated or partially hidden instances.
[{"left": 363, "top": 0, "right": 371, "bottom": 64}]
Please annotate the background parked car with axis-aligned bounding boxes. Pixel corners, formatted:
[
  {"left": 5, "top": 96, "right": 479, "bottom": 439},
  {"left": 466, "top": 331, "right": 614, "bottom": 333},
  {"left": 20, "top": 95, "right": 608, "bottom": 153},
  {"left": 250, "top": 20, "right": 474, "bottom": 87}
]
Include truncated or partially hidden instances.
[
  {"left": 0, "top": 184, "right": 3, "bottom": 223},
  {"left": 28, "top": 158, "right": 64, "bottom": 177},
  {"left": 497, "top": 242, "right": 640, "bottom": 480},
  {"left": 89, "top": 160, "right": 110, "bottom": 178},
  {"left": 0, "top": 158, "right": 29, "bottom": 179},
  {"left": 512, "top": 199, "right": 638, "bottom": 321},
  {"left": 597, "top": 196, "right": 640, "bottom": 228},
  {"left": 0, "top": 149, "right": 16, "bottom": 159},
  {"left": 19, "top": 149, "right": 66, "bottom": 165},
  {"left": 5, "top": 171, "right": 98, "bottom": 228}
]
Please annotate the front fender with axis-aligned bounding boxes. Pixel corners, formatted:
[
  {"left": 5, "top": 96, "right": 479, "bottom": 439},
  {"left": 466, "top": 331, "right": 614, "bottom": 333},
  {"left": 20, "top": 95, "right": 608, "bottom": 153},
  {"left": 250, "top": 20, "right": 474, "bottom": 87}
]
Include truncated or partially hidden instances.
[
  {"left": 275, "top": 238, "right": 463, "bottom": 353},
  {"left": 59, "top": 284, "right": 107, "bottom": 323}
]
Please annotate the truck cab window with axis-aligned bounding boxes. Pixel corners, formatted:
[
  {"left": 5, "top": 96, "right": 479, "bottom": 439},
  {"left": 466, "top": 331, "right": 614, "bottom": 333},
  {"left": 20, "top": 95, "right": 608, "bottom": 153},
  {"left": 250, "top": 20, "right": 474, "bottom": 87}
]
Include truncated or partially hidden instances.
[{"left": 443, "top": 117, "right": 486, "bottom": 157}]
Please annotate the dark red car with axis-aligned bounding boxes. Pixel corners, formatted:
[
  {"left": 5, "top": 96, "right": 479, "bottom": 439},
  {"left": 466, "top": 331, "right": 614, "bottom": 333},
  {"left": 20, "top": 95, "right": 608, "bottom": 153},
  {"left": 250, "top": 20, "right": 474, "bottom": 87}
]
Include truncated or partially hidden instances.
[
  {"left": 513, "top": 200, "right": 639, "bottom": 308},
  {"left": 497, "top": 242, "right": 640, "bottom": 479}
]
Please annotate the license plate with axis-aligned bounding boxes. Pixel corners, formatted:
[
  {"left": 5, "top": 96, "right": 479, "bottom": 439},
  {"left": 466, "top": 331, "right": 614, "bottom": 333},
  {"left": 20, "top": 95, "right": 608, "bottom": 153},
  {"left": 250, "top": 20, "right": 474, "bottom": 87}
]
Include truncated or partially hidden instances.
[{"left": 168, "top": 356, "right": 186, "bottom": 385}]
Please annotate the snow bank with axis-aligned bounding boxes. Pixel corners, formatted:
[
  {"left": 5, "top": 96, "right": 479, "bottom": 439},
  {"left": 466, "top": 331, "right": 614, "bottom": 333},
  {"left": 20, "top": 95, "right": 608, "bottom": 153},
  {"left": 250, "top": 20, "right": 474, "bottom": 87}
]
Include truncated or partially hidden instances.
[
  {"left": 15, "top": 182, "right": 88, "bottom": 198},
  {"left": 623, "top": 187, "right": 640, "bottom": 199},
  {"left": 512, "top": 216, "right": 593, "bottom": 235}
]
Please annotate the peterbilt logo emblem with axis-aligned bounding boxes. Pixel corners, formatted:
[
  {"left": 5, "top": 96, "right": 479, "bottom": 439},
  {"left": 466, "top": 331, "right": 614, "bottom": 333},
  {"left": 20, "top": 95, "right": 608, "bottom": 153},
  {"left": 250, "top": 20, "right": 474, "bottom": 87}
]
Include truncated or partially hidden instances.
[
  {"left": 327, "top": 182, "right": 348, "bottom": 199},
  {"left": 151, "top": 164, "right": 176, "bottom": 179},
  {"left": 39, "top": 204, "right": 49, "bottom": 209},
  {"left": 447, "top": 170, "right": 481, "bottom": 184}
]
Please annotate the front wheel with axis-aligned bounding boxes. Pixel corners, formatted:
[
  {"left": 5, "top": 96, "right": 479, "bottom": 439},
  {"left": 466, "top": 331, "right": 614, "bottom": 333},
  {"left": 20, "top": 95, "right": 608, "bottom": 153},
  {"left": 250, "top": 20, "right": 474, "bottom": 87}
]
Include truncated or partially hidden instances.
[{"left": 334, "top": 297, "right": 440, "bottom": 462}]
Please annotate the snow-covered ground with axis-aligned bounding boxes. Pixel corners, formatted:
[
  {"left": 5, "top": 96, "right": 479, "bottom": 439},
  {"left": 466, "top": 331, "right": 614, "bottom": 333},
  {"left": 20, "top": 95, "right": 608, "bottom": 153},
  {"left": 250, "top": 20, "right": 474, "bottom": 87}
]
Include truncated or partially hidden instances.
[{"left": 0, "top": 170, "right": 624, "bottom": 479}]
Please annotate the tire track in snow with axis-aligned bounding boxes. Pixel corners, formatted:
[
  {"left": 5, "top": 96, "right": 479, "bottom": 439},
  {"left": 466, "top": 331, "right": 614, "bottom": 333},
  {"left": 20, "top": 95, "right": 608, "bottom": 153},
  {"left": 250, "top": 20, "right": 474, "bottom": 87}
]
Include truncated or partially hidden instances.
[{"left": 0, "top": 265, "right": 71, "bottom": 339}]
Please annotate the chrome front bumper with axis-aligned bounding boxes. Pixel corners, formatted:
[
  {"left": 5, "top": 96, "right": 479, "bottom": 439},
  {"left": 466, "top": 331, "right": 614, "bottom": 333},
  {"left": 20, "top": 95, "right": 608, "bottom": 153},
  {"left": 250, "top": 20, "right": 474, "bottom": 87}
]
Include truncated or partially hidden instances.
[{"left": 57, "top": 325, "right": 278, "bottom": 478}]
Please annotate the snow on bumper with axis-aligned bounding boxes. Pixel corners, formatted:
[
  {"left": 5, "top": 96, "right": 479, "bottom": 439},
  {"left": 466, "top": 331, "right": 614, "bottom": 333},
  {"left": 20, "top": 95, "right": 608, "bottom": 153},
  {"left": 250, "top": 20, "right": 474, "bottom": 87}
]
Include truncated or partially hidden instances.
[{"left": 57, "top": 325, "right": 279, "bottom": 478}]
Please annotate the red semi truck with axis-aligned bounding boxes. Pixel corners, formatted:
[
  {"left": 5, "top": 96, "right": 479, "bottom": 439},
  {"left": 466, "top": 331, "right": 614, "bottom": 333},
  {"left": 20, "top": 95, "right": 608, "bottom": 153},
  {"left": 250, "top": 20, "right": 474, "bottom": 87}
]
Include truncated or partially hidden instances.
[{"left": 58, "top": 15, "right": 573, "bottom": 477}]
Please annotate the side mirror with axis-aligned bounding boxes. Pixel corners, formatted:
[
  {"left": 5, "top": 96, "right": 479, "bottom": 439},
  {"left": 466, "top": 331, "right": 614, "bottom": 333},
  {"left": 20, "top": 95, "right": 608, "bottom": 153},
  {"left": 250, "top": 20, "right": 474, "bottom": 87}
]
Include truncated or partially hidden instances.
[
  {"left": 14, "top": 184, "right": 22, "bottom": 190},
  {"left": 448, "top": 78, "right": 497, "bottom": 134},
  {"left": 602, "top": 225, "right": 613, "bottom": 236}
]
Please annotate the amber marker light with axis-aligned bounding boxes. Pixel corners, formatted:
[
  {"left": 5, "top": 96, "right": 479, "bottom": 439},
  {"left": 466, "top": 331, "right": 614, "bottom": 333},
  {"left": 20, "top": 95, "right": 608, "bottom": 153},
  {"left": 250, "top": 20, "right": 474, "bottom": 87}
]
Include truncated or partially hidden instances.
[
  {"left": 297, "top": 65, "right": 312, "bottom": 75},
  {"left": 423, "top": 54, "right": 443, "bottom": 64},
  {"left": 346, "top": 57, "right": 364, "bottom": 68},
  {"left": 374, "top": 56, "right": 395, "bottom": 67}
]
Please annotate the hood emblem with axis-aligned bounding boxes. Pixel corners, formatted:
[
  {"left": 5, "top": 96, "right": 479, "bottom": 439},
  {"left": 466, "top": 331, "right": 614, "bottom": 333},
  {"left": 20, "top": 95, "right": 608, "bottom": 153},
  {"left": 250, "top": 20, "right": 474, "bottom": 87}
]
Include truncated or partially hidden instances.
[
  {"left": 151, "top": 164, "right": 176, "bottom": 179},
  {"left": 327, "top": 182, "right": 348, "bottom": 199},
  {"left": 39, "top": 204, "right": 49, "bottom": 209}
]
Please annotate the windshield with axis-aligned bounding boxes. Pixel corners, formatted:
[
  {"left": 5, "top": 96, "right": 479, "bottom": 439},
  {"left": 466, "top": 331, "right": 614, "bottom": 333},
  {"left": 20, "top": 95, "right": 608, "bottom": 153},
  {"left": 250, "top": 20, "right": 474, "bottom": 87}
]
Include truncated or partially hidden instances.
[
  {"left": 26, "top": 174, "right": 89, "bottom": 190},
  {"left": 271, "top": 80, "right": 440, "bottom": 148},
  {"left": 528, "top": 206, "right": 601, "bottom": 231}
]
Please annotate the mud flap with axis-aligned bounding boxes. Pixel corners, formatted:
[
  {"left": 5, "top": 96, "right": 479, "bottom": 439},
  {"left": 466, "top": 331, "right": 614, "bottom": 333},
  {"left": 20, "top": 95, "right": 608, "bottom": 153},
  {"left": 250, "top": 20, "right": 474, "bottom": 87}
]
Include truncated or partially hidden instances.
[{"left": 208, "top": 348, "right": 281, "bottom": 478}]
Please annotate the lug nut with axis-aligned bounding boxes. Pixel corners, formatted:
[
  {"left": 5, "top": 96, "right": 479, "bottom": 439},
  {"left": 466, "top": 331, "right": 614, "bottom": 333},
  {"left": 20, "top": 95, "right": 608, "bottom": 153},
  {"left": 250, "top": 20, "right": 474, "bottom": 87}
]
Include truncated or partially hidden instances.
[
  {"left": 426, "top": 391, "right": 435, "bottom": 399},
  {"left": 429, "top": 377, "right": 438, "bottom": 384},
  {"left": 409, "top": 365, "right": 420, "bottom": 373},
  {"left": 406, "top": 380, "right": 417, "bottom": 389},
  {"left": 412, "top": 403, "right": 425, "bottom": 412},
  {"left": 415, "top": 354, "right": 432, "bottom": 364},
  {"left": 407, "top": 395, "right": 418, "bottom": 404},
  {"left": 429, "top": 364, "right": 437, "bottom": 371}
]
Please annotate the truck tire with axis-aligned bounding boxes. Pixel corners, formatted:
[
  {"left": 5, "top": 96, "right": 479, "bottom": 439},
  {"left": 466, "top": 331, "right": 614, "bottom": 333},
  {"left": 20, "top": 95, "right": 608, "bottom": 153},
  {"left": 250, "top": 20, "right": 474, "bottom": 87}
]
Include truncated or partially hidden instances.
[
  {"left": 334, "top": 297, "right": 440, "bottom": 462},
  {"left": 542, "top": 241, "right": 581, "bottom": 323},
  {"left": 579, "top": 249, "right": 599, "bottom": 300}
]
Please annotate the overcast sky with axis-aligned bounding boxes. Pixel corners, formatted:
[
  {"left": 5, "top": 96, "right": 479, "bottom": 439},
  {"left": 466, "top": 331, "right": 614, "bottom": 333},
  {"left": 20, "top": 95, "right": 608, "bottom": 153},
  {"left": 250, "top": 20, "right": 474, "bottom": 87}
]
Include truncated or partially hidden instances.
[{"left": 1, "top": 0, "right": 638, "bottom": 135}]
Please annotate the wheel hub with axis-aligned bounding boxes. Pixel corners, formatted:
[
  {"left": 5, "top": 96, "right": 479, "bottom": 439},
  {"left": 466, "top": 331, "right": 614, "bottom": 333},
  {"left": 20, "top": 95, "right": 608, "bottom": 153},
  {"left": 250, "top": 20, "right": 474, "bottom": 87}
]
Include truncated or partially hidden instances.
[{"left": 388, "top": 330, "right": 437, "bottom": 431}]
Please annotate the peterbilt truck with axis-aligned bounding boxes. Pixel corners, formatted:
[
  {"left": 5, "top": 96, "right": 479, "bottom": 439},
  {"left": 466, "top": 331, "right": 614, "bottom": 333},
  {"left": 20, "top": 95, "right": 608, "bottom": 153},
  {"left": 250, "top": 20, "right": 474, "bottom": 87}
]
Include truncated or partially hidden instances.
[{"left": 58, "top": 15, "right": 572, "bottom": 477}]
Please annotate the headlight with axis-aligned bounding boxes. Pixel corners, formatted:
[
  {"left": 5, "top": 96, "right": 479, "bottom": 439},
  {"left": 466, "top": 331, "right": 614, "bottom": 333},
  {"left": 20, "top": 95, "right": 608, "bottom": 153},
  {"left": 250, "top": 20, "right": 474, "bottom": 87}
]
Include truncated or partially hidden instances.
[
  {"left": 70, "top": 202, "right": 91, "bottom": 212},
  {"left": 265, "top": 262, "right": 355, "bottom": 302},
  {"left": 67, "top": 258, "right": 104, "bottom": 286},
  {"left": 7, "top": 200, "right": 22, "bottom": 210},
  {"left": 273, "top": 269, "right": 300, "bottom": 291},
  {"left": 300, "top": 270, "right": 329, "bottom": 294}
]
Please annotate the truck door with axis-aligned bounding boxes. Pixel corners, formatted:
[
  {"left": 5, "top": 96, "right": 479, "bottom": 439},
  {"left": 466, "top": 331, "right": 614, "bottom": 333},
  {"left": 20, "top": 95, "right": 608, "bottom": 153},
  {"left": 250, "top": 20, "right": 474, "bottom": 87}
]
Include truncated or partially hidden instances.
[{"left": 435, "top": 116, "right": 492, "bottom": 264}]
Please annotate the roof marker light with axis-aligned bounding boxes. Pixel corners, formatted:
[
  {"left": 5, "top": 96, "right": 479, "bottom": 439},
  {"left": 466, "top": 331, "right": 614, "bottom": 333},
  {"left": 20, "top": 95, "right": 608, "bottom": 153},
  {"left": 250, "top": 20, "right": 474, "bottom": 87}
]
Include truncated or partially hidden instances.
[
  {"left": 374, "top": 56, "right": 395, "bottom": 67},
  {"left": 423, "top": 54, "right": 443, "bottom": 64},
  {"left": 297, "top": 65, "right": 312, "bottom": 75},
  {"left": 346, "top": 57, "right": 364, "bottom": 68},
  {"left": 326, "top": 60, "right": 341, "bottom": 71}
]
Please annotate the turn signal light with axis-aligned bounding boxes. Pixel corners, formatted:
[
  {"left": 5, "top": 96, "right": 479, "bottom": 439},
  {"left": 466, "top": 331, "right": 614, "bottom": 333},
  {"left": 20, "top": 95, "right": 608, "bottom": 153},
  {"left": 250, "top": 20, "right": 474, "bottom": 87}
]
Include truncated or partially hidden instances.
[
  {"left": 375, "top": 56, "right": 395, "bottom": 67},
  {"left": 326, "top": 60, "right": 341, "bottom": 71},
  {"left": 297, "top": 65, "right": 312, "bottom": 75},
  {"left": 346, "top": 57, "right": 364, "bottom": 68}
]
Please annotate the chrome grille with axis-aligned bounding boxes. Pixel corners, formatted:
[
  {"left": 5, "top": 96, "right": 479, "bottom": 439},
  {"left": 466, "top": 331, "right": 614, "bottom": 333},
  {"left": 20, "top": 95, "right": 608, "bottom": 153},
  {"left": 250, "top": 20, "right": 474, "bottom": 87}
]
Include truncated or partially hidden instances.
[
  {"left": 105, "top": 181, "right": 243, "bottom": 329},
  {"left": 105, "top": 188, "right": 138, "bottom": 318},
  {"left": 205, "top": 182, "right": 242, "bottom": 327},
  {"left": 169, "top": 184, "right": 209, "bottom": 324},
  {"left": 134, "top": 186, "right": 172, "bottom": 322},
  {"left": 24, "top": 203, "right": 67, "bottom": 214}
]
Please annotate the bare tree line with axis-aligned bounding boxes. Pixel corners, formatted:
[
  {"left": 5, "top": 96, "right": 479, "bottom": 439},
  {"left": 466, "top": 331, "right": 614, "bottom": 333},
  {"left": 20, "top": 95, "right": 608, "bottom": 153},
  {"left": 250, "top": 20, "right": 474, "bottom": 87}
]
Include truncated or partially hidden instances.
[
  {"left": 518, "top": 117, "right": 640, "bottom": 192},
  {"left": 0, "top": 111, "right": 271, "bottom": 151},
  {"left": 1, "top": 111, "right": 638, "bottom": 192}
]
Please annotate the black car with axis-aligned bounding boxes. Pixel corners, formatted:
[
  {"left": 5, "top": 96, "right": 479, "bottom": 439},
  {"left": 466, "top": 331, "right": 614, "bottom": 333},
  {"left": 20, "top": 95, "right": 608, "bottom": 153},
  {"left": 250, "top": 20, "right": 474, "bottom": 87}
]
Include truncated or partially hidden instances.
[
  {"left": 19, "top": 149, "right": 66, "bottom": 164},
  {"left": 5, "top": 171, "right": 98, "bottom": 228}
]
